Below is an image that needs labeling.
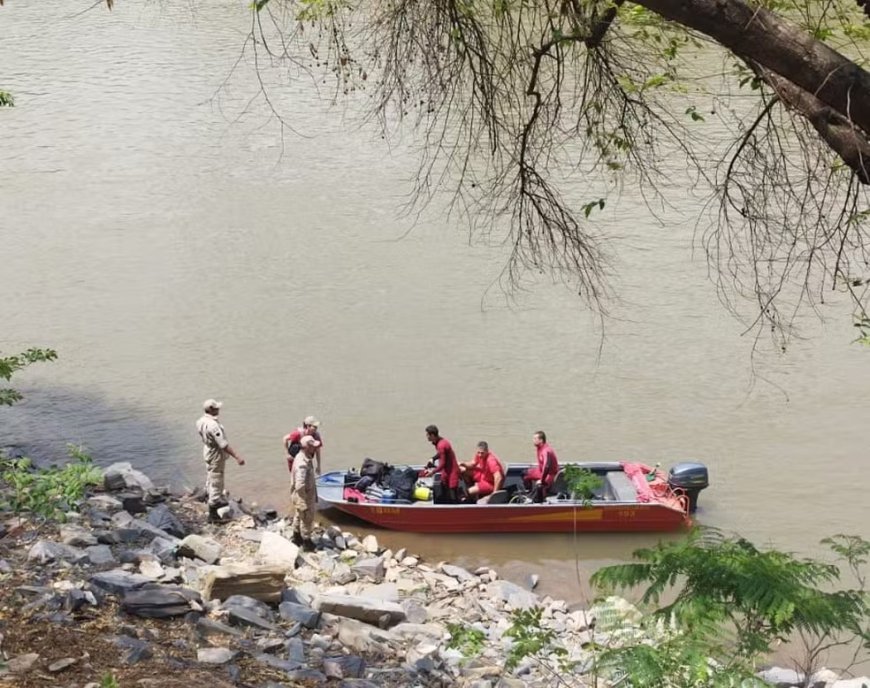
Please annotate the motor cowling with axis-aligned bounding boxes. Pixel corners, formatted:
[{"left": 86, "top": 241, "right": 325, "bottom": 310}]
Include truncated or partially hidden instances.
[{"left": 668, "top": 462, "right": 709, "bottom": 513}]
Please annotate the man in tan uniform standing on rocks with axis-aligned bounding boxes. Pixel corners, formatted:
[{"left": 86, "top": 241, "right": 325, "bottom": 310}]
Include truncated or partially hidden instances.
[
  {"left": 289, "top": 435, "right": 319, "bottom": 551},
  {"left": 196, "top": 399, "right": 246, "bottom": 523}
]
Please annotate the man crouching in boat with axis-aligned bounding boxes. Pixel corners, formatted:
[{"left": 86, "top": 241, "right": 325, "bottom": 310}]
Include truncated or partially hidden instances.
[
  {"left": 523, "top": 431, "right": 560, "bottom": 502},
  {"left": 289, "top": 435, "right": 320, "bottom": 551},
  {"left": 423, "top": 424, "right": 460, "bottom": 503},
  {"left": 459, "top": 441, "right": 505, "bottom": 503}
]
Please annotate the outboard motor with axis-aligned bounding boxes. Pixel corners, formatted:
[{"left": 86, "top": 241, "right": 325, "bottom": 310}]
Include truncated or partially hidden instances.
[{"left": 668, "top": 462, "right": 709, "bottom": 513}]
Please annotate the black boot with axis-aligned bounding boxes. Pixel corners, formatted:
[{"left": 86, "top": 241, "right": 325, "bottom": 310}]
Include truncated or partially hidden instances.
[
  {"left": 302, "top": 538, "right": 317, "bottom": 552},
  {"left": 208, "top": 505, "right": 227, "bottom": 524},
  {"left": 291, "top": 530, "right": 303, "bottom": 547}
]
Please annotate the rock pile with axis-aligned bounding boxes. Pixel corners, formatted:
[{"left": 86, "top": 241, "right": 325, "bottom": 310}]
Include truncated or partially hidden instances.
[{"left": 0, "top": 461, "right": 866, "bottom": 688}]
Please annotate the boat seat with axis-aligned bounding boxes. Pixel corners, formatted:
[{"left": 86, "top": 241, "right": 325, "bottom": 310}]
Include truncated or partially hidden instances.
[
  {"left": 606, "top": 471, "right": 638, "bottom": 502},
  {"left": 480, "top": 490, "right": 509, "bottom": 505}
]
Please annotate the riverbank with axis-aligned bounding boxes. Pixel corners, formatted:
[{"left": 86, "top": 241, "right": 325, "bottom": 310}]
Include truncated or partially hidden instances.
[{"left": 0, "top": 461, "right": 865, "bottom": 688}]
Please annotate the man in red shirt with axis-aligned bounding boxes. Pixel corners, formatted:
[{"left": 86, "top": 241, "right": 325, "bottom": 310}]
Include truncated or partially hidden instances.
[
  {"left": 459, "top": 441, "right": 505, "bottom": 502},
  {"left": 523, "top": 430, "right": 560, "bottom": 501},
  {"left": 284, "top": 415, "right": 323, "bottom": 475},
  {"left": 424, "top": 424, "right": 460, "bottom": 503}
]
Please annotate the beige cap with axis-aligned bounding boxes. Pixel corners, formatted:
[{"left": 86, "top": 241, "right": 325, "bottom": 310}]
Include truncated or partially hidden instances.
[
  {"left": 300, "top": 435, "right": 321, "bottom": 448},
  {"left": 203, "top": 398, "right": 223, "bottom": 411},
  {"left": 303, "top": 415, "right": 320, "bottom": 428}
]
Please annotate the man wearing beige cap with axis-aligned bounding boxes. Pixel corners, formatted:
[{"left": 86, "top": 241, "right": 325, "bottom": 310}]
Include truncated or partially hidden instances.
[
  {"left": 289, "top": 435, "right": 320, "bottom": 551},
  {"left": 195, "top": 399, "right": 246, "bottom": 523}
]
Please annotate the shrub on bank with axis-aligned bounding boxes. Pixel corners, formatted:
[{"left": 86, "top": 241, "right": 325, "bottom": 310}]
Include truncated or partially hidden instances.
[
  {"left": 448, "top": 527, "right": 870, "bottom": 687},
  {"left": 0, "top": 445, "right": 102, "bottom": 520}
]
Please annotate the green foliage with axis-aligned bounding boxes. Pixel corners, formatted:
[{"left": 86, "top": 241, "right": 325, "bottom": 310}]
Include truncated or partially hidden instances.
[
  {"left": 100, "top": 673, "right": 121, "bottom": 688},
  {"left": 562, "top": 465, "right": 604, "bottom": 506},
  {"left": 581, "top": 199, "right": 606, "bottom": 219},
  {"left": 590, "top": 527, "right": 870, "bottom": 661},
  {"left": 504, "top": 607, "right": 567, "bottom": 671},
  {"left": 853, "top": 313, "right": 870, "bottom": 346},
  {"left": 0, "top": 90, "right": 13, "bottom": 107},
  {"left": 447, "top": 622, "right": 487, "bottom": 660},
  {"left": 0, "top": 347, "right": 58, "bottom": 406},
  {"left": 0, "top": 445, "right": 102, "bottom": 520}
]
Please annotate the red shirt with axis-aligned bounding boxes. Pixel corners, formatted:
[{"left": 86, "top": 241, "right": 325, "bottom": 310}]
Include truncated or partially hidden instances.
[
  {"left": 434, "top": 438, "right": 460, "bottom": 489},
  {"left": 536, "top": 443, "right": 559, "bottom": 486},
  {"left": 284, "top": 427, "right": 323, "bottom": 451},
  {"left": 284, "top": 427, "right": 323, "bottom": 472},
  {"left": 473, "top": 452, "right": 504, "bottom": 487}
]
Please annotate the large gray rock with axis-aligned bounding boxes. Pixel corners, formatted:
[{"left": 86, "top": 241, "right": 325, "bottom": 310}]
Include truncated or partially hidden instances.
[
  {"left": 59, "top": 524, "right": 98, "bottom": 547},
  {"left": 5, "top": 652, "right": 40, "bottom": 674},
  {"left": 121, "top": 586, "right": 200, "bottom": 618},
  {"left": 27, "top": 540, "right": 86, "bottom": 565},
  {"left": 112, "top": 635, "right": 152, "bottom": 664},
  {"left": 258, "top": 531, "right": 299, "bottom": 569},
  {"left": 285, "top": 637, "right": 306, "bottom": 666},
  {"left": 313, "top": 593, "right": 406, "bottom": 628},
  {"left": 138, "top": 559, "right": 164, "bottom": 579},
  {"left": 282, "top": 587, "right": 313, "bottom": 607},
  {"left": 223, "top": 596, "right": 279, "bottom": 631},
  {"left": 146, "top": 504, "right": 187, "bottom": 538},
  {"left": 331, "top": 562, "right": 356, "bottom": 585},
  {"left": 757, "top": 667, "right": 805, "bottom": 687},
  {"left": 177, "top": 534, "right": 222, "bottom": 564},
  {"left": 255, "top": 652, "right": 305, "bottom": 673},
  {"left": 86, "top": 545, "right": 117, "bottom": 566},
  {"left": 223, "top": 594, "right": 274, "bottom": 620},
  {"left": 279, "top": 601, "right": 321, "bottom": 629},
  {"left": 402, "top": 599, "right": 429, "bottom": 624},
  {"left": 486, "top": 580, "right": 538, "bottom": 610},
  {"left": 197, "top": 647, "right": 237, "bottom": 664},
  {"left": 195, "top": 617, "right": 244, "bottom": 638},
  {"left": 148, "top": 536, "right": 178, "bottom": 564},
  {"left": 63, "top": 589, "right": 98, "bottom": 612},
  {"left": 361, "top": 534, "right": 379, "bottom": 553},
  {"left": 351, "top": 556, "right": 385, "bottom": 582},
  {"left": 104, "top": 462, "right": 155, "bottom": 492},
  {"left": 112, "top": 511, "right": 180, "bottom": 543},
  {"left": 441, "top": 563, "right": 476, "bottom": 583},
  {"left": 87, "top": 494, "right": 123, "bottom": 512},
  {"left": 323, "top": 655, "right": 366, "bottom": 679},
  {"left": 89, "top": 570, "right": 151, "bottom": 596},
  {"left": 202, "top": 564, "right": 285, "bottom": 604}
]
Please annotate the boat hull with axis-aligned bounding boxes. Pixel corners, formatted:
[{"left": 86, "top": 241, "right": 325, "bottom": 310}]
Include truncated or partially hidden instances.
[{"left": 322, "top": 500, "right": 689, "bottom": 533}]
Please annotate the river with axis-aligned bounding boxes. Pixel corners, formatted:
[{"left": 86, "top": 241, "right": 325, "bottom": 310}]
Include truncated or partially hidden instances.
[{"left": 2, "top": 0, "right": 868, "bottom": 670}]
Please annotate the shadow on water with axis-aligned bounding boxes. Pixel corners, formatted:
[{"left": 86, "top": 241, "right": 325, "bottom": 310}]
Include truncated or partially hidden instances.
[{"left": 0, "top": 384, "right": 193, "bottom": 491}]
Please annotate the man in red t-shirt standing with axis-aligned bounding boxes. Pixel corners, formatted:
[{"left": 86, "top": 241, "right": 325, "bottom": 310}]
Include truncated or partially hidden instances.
[
  {"left": 523, "top": 430, "right": 560, "bottom": 501},
  {"left": 459, "top": 440, "right": 505, "bottom": 502},
  {"left": 424, "top": 424, "right": 460, "bottom": 503}
]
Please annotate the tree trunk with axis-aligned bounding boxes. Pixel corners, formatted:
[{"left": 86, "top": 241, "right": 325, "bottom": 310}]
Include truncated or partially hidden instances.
[{"left": 637, "top": 0, "right": 870, "bottom": 137}]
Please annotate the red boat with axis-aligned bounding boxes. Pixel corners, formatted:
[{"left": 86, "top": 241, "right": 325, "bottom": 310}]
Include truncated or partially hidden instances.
[{"left": 316, "top": 461, "right": 709, "bottom": 533}]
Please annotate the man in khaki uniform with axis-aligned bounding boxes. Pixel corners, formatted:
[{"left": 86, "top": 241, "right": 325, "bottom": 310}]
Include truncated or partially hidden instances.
[
  {"left": 289, "top": 435, "right": 319, "bottom": 551},
  {"left": 196, "top": 399, "right": 246, "bottom": 523}
]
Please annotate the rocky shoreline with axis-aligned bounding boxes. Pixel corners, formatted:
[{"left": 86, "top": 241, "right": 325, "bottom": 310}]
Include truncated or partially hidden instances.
[{"left": 0, "top": 461, "right": 866, "bottom": 688}]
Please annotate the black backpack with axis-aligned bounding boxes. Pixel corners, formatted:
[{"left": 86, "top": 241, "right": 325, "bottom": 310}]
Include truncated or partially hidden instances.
[
  {"left": 385, "top": 466, "right": 418, "bottom": 501},
  {"left": 360, "top": 458, "right": 389, "bottom": 482}
]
